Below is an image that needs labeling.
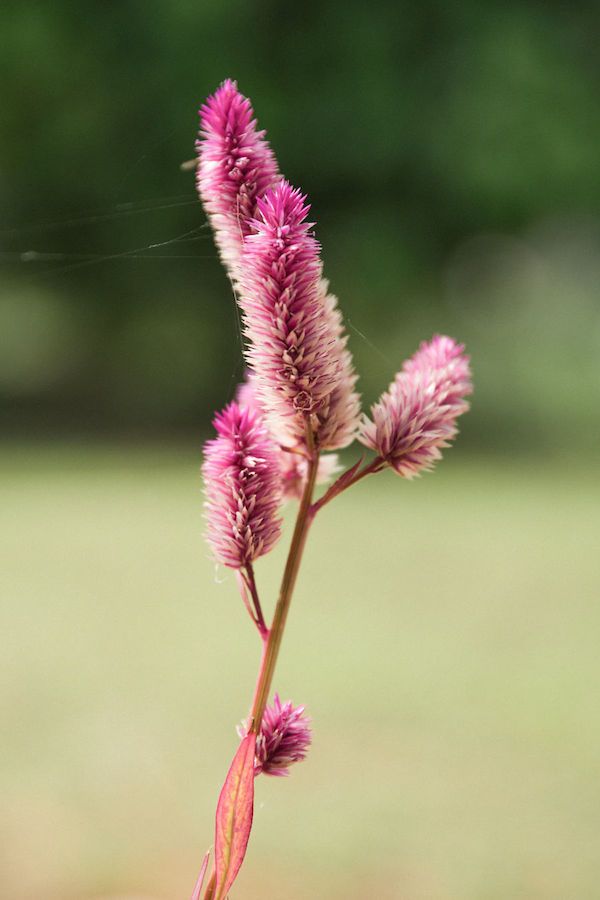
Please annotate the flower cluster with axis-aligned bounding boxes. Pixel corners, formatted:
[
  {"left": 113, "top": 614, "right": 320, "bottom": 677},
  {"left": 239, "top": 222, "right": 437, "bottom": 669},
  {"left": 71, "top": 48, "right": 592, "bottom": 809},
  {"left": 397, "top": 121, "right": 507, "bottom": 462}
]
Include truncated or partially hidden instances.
[
  {"left": 198, "top": 82, "right": 472, "bottom": 569},
  {"left": 359, "top": 335, "right": 472, "bottom": 478},
  {"left": 194, "top": 79, "right": 474, "bottom": 900},
  {"left": 202, "top": 402, "right": 282, "bottom": 568},
  {"left": 252, "top": 694, "right": 311, "bottom": 777}
]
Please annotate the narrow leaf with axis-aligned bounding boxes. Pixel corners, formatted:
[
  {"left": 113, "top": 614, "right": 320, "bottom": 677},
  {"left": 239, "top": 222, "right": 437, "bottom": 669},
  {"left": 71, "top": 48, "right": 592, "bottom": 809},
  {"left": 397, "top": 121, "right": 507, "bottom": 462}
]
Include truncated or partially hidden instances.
[
  {"left": 203, "top": 872, "right": 216, "bottom": 900},
  {"left": 190, "top": 849, "right": 211, "bottom": 900},
  {"left": 213, "top": 733, "right": 256, "bottom": 900}
]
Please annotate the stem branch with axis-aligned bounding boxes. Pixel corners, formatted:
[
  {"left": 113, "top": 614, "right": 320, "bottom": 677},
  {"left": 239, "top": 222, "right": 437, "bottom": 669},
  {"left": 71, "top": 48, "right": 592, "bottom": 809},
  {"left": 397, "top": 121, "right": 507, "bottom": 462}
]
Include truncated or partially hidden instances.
[
  {"left": 310, "top": 456, "right": 385, "bottom": 517},
  {"left": 244, "top": 564, "right": 268, "bottom": 638}
]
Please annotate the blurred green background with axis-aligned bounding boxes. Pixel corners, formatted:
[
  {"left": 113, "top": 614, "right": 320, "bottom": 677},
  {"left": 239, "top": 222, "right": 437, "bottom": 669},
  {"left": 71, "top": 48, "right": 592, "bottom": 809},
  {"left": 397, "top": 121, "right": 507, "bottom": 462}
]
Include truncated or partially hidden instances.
[{"left": 1, "top": 2, "right": 600, "bottom": 899}]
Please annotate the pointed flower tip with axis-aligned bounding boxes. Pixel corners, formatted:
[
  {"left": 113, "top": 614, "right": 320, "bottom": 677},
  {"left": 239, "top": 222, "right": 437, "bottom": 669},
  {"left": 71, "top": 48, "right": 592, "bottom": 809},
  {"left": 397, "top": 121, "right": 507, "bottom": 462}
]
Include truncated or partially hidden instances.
[
  {"left": 359, "top": 334, "right": 472, "bottom": 478},
  {"left": 254, "top": 693, "right": 312, "bottom": 777},
  {"left": 253, "top": 180, "right": 312, "bottom": 231},
  {"left": 196, "top": 81, "right": 280, "bottom": 281},
  {"left": 199, "top": 78, "right": 244, "bottom": 126},
  {"left": 212, "top": 400, "right": 251, "bottom": 438},
  {"left": 403, "top": 333, "right": 471, "bottom": 382}
]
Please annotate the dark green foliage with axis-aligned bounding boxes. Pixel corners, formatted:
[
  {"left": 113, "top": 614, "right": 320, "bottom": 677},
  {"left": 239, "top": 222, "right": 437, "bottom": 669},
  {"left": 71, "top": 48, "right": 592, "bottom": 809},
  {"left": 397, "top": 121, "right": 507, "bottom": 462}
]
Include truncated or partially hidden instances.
[{"left": 2, "top": 2, "right": 599, "bottom": 445}]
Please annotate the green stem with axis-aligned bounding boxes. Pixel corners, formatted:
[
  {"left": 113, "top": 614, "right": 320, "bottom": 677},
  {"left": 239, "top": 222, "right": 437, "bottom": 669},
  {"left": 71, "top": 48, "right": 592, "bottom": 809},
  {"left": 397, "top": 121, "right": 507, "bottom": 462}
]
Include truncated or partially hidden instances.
[{"left": 248, "top": 449, "right": 320, "bottom": 732}]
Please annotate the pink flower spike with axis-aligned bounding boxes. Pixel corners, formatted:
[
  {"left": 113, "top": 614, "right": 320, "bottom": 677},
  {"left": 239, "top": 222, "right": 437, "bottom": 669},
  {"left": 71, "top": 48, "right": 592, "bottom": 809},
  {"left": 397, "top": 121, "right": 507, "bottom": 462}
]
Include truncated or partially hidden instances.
[
  {"left": 196, "top": 79, "right": 281, "bottom": 283},
  {"left": 359, "top": 335, "right": 472, "bottom": 478},
  {"left": 254, "top": 694, "right": 312, "bottom": 777},
  {"left": 202, "top": 401, "right": 283, "bottom": 568},
  {"left": 238, "top": 180, "right": 361, "bottom": 450}
]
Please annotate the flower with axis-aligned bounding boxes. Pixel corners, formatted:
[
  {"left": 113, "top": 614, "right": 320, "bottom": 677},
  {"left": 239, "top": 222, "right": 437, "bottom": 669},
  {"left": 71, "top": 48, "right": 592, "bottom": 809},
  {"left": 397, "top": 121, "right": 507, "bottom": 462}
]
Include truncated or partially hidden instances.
[
  {"left": 236, "top": 373, "right": 341, "bottom": 500},
  {"left": 202, "top": 401, "right": 282, "bottom": 568},
  {"left": 238, "top": 181, "right": 361, "bottom": 450},
  {"left": 359, "top": 335, "right": 472, "bottom": 478},
  {"left": 196, "top": 79, "right": 281, "bottom": 282},
  {"left": 253, "top": 694, "right": 311, "bottom": 777}
]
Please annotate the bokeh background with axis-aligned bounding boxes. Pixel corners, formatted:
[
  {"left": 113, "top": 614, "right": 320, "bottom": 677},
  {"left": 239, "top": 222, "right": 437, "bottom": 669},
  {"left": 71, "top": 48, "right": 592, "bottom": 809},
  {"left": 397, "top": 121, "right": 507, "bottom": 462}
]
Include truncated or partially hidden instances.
[{"left": 2, "top": 3, "right": 599, "bottom": 899}]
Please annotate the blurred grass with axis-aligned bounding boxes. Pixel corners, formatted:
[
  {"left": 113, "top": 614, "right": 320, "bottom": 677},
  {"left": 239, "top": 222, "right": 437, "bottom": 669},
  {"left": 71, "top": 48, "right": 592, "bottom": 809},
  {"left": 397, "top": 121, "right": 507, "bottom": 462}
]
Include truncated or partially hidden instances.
[{"left": 1, "top": 445, "right": 600, "bottom": 899}]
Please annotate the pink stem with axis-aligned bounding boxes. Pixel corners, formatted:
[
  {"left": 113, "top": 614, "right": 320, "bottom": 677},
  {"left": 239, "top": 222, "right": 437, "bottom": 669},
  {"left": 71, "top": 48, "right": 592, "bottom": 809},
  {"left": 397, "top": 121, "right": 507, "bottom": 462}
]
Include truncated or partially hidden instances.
[
  {"left": 245, "top": 564, "right": 268, "bottom": 639},
  {"left": 310, "top": 456, "right": 385, "bottom": 517},
  {"left": 248, "top": 443, "right": 320, "bottom": 732},
  {"left": 235, "top": 570, "right": 259, "bottom": 630}
]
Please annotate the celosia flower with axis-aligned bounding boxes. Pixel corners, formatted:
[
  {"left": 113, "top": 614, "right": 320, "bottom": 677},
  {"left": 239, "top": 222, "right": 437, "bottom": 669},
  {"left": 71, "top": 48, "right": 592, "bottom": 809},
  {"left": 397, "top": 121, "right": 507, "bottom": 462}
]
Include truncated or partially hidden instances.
[
  {"left": 253, "top": 694, "right": 311, "bottom": 777},
  {"left": 359, "top": 335, "right": 472, "bottom": 478},
  {"left": 196, "top": 79, "right": 281, "bottom": 282},
  {"left": 202, "top": 401, "right": 282, "bottom": 568},
  {"left": 236, "top": 373, "right": 341, "bottom": 499},
  {"left": 238, "top": 181, "right": 361, "bottom": 450}
]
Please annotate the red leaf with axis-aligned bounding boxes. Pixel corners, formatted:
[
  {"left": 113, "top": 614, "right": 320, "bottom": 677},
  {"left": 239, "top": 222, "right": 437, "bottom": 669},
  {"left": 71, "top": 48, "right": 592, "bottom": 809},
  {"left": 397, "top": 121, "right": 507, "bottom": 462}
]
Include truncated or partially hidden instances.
[{"left": 213, "top": 733, "right": 256, "bottom": 900}]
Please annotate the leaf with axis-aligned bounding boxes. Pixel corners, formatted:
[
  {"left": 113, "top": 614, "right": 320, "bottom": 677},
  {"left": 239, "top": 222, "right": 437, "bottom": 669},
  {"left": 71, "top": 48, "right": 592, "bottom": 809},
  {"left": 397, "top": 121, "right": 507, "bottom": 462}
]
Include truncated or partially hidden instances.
[
  {"left": 203, "top": 872, "right": 216, "bottom": 900},
  {"left": 213, "top": 733, "right": 256, "bottom": 900},
  {"left": 190, "top": 849, "right": 211, "bottom": 900}
]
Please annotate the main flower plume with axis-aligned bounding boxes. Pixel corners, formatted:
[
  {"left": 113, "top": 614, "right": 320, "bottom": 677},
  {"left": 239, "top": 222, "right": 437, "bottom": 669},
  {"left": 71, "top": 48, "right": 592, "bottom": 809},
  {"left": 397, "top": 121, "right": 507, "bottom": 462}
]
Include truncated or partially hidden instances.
[
  {"left": 359, "top": 335, "right": 472, "bottom": 478},
  {"left": 196, "top": 79, "right": 281, "bottom": 282},
  {"left": 238, "top": 181, "right": 360, "bottom": 450},
  {"left": 202, "top": 401, "right": 282, "bottom": 568}
]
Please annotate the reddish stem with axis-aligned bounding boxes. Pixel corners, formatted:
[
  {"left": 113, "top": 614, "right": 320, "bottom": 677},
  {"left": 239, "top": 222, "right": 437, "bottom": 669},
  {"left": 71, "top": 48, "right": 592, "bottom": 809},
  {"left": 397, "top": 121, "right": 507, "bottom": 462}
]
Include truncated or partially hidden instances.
[
  {"left": 310, "top": 456, "right": 385, "bottom": 517},
  {"left": 248, "top": 444, "right": 320, "bottom": 732},
  {"left": 244, "top": 564, "right": 268, "bottom": 639}
]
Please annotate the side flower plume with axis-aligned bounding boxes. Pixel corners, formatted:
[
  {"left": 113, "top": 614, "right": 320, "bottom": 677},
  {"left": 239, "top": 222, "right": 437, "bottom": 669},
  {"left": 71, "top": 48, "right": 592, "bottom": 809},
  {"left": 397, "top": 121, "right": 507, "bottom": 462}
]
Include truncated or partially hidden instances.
[
  {"left": 238, "top": 181, "right": 361, "bottom": 450},
  {"left": 247, "top": 694, "right": 311, "bottom": 777},
  {"left": 202, "top": 401, "right": 283, "bottom": 568},
  {"left": 359, "top": 335, "right": 472, "bottom": 478},
  {"left": 196, "top": 78, "right": 281, "bottom": 282}
]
